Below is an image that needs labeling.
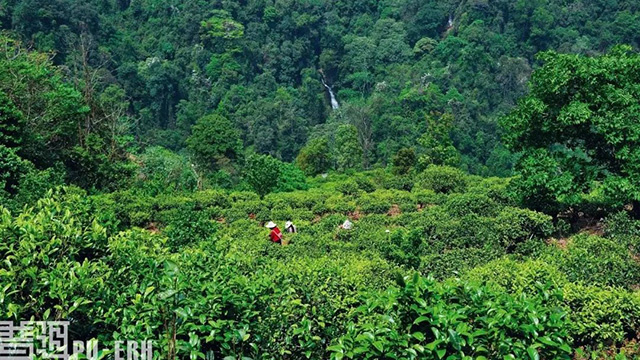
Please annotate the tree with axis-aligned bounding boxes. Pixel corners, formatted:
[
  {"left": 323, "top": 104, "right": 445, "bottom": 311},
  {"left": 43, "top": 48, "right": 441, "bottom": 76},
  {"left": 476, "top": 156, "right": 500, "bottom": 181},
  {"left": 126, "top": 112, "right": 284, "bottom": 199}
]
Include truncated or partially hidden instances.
[
  {"left": 200, "top": 10, "right": 245, "bottom": 53},
  {"left": 275, "top": 162, "right": 308, "bottom": 193},
  {"left": 0, "top": 35, "right": 133, "bottom": 191},
  {"left": 187, "top": 114, "right": 242, "bottom": 172},
  {"left": 392, "top": 148, "right": 416, "bottom": 175},
  {"left": 335, "top": 124, "right": 362, "bottom": 171},
  {"left": 245, "top": 153, "right": 281, "bottom": 197},
  {"left": 0, "top": 145, "right": 31, "bottom": 194},
  {"left": 296, "top": 137, "right": 331, "bottom": 176},
  {"left": 418, "top": 113, "right": 460, "bottom": 169},
  {"left": 137, "top": 147, "right": 197, "bottom": 194},
  {"left": 341, "top": 103, "right": 375, "bottom": 169},
  {"left": 0, "top": 91, "right": 24, "bottom": 148},
  {"left": 501, "top": 46, "right": 640, "bottom": 215}
]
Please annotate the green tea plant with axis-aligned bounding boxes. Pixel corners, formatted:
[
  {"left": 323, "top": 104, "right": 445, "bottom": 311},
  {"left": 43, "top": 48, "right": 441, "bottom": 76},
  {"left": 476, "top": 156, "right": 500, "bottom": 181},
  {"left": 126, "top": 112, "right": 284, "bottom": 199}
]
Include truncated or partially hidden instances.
[{"left": 329, "top": 274, "right": 573, "bottom": 360}]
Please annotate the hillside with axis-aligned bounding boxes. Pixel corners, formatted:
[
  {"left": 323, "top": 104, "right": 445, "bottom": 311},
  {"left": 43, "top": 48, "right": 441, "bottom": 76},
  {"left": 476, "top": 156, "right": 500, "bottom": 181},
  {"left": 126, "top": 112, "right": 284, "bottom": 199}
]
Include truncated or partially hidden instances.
[
  {"left": 3, "top": 168, "right": 640, "bottom": 358},
  {"left": 3, "top": 1, "right": 640, "bottom": 359},
  {"left": 2, "top": 0, "right": 640, "bottom": 179}
]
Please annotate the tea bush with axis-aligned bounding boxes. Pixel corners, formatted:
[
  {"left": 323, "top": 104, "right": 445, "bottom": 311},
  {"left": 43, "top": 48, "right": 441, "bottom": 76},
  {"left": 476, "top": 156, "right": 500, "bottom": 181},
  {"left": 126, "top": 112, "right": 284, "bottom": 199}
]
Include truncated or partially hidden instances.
[
  {"left": 5, "top": 167, "right": 640, "bottom": 358},
  {"left": 443, "top": 193, "right": 499, "bottom": 217},
  {"left": 356, "top": 191, "right": 392, "bottom": 214},
  {"left": 562, "top": 283, "right": 640, "bottom": 345},
  {"left": 415, "top": 165, "right": 468, "bottom": 194},
  {"left": 329, "top": 274, "right": 572, "bottom": 360},
  {"left": 544, "top": 235, "right": 640, "bottom": 288},
  {"left": 465, "top": 257, "right": 640, "bottom": 345}
]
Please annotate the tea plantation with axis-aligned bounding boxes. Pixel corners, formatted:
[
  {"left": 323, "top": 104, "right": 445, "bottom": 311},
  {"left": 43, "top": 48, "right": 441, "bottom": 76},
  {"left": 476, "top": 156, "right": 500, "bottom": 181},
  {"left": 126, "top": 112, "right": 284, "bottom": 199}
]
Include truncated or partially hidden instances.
[{"left": 3, "top": 166, "right": 639, "bottom": 359}]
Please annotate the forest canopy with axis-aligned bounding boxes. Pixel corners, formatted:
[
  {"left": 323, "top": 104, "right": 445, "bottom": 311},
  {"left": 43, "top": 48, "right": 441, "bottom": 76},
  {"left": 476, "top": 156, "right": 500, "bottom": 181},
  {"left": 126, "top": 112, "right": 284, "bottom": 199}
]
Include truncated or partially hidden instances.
[
  {"left": 3, "top": 1, "right": 640, "bottom": 359},
  {"left": 3, "top": 0, "right": 640, "bottom": 181}
]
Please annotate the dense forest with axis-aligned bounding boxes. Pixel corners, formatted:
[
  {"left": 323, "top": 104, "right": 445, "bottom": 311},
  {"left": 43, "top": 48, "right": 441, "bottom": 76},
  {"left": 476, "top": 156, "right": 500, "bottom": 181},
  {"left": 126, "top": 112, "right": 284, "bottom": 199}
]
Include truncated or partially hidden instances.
[
  {"left": 3, "top": 0, "right": 640, "bottom": 187},
  {"left": 2, "top": 0, "right": 640, "bottom": 359}
]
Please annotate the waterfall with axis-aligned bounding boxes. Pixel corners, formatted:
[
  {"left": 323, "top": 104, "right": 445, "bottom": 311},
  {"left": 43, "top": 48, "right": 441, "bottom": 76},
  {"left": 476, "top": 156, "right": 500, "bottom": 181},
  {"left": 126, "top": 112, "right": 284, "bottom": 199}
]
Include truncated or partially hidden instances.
[{"left": 320, "top": 76, "right": 340, "bottom": 110}]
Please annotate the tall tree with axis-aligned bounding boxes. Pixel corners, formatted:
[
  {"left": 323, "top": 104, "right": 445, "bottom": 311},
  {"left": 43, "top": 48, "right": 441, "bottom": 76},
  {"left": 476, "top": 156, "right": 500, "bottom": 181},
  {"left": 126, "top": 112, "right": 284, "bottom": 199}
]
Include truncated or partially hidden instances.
[
  {"left": 187, "top": 114, "right": 242, "bottom": 172},
  {"left": 418, "top": 113, "right": 460, "bottom": 169},
  {"left": 334, "top": 124, "right": 363, "bottom": 171},
  {"left": 501, "top": 46, "right": 640, "bottom": 215}
]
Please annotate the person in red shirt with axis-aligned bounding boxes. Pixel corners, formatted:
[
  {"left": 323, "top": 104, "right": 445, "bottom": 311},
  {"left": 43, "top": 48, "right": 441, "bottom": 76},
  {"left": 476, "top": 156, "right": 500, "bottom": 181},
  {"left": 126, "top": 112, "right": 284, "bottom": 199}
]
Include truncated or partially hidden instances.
[{"left": 266, "top": 221, "right": 283, "bottom": 244}]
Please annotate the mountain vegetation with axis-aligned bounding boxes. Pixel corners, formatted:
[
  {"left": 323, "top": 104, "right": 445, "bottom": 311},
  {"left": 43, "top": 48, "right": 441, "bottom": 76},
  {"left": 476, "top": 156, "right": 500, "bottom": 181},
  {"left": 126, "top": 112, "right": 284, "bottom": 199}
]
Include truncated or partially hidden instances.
[{"left": 2, "top": 0, "right": 640, "bottom": 359}]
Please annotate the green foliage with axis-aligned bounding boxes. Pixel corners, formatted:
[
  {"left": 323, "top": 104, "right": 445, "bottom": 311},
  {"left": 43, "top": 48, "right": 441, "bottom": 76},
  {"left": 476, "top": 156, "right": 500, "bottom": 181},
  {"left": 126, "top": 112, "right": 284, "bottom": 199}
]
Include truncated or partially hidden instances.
[
  {"left": 187, "top": 114, "right": 242, "bottom": 172},
  {"left": 465, "top": 258, "right": 640, "bottom": 346},
  {"left": 7, "top": 0, "right": 640, "bottom": 176},
  {"left": 201, "top": 10, "right": 244, "bottom": 42},
  {"left": 544, "top": 235, "right": 640, "bottom": 288},
  {"left": 335, "top": 125, "right": 363, "bottom": 171},
  {"left": 276, "top": 161, "right": 309, "bottom": 193},
  {"left": 420, "top": 247, "right": 505, "bottom": 280},
  {"left": 0, "top": 191, "right": 109, "bottom": 329},
  {"left": 391, "top": 148, "right": 416, "bottom": 176},
  {"left": 418, "top": 113, "right": 460, "bottom": 168},
  {"left": 245, "top": 153, "right": 307, "bottom": 197},
  {"left": 413, "top": 37, "right": 438, "bottom": 56},
  {"left": 604, "top": 211, "right": 640, "bottom": 238},
  {"left": 297, "top": 137, "right": 332, "bottom": 176},
  {"left": 493, "top": 208, "right": 554, "bottom": 250},
  {"left": 0, "top": 91, "right": 24, "bottom": 147},
  {"left": 66, "top": 134, "right": 135, "bottom": 192},
  {"left": 336, "top": 180, "right": 360, "bottom": 197},
  {"left": 1, "top": 166, "right": 638, "bottom": 357},
  {"left": 3, "top": 1, "right": 640, "bottom": 353},
  {"left": 466, "top": 258, "right": 569, "bottom": 296},
  {"left": 415, "top": 165, "right": 468, "bottom": 194},
  {"left": 356, "top": 191, "right": 392, "bottom": 214},
  {"left": 0, "top": 35, "right": 132, "bottom": 192},
  {"left": 502, "top": 47, "right": 640, "bottom": 214},
  {"left": 163, "top": 205, "right": 218, "bottom": 250},
  {"left": 137, "top": 146, "right": 197, "bottom": 194},
  {"left": 329, "top": 274, "right": 572, "bottom": 360},
  {"left": 444, "top": 193, "right": 499, "bottom": 218},
  {"left": 0, "top": 145, "right": 32, "bottom": 195},
  {"left": 562, "top": 283, "right": 640, "bottom": 346}
]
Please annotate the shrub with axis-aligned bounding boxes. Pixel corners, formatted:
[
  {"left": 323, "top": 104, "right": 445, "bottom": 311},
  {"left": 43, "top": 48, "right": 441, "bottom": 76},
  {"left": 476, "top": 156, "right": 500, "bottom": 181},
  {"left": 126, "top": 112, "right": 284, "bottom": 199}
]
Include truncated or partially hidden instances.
[
  {"left": 494, "top": 207, "right": 553, "bottom": 249},
  {"left": 357, "top": 192, "right": 392, "bottom": 214},
  {"left": 245, "top": 153, "right": 281, "bottom": 196},
  {"left": 546, "top": 235, "right": 640, "bottom": 288},
  {"left": 228, "top": 191, "right": 260, "bottom": 203},
  {"left": 336, "top": 180, "right": 360, "bottom": 196},
  {"left": 415, "top": 165, "right": 468, "bottom": 194},
  {"left": 467, "top": 177, "right": 515, "bottom": 205},
  {"left": 354, "top": 176, "right": 376, "bottom": 193},
  {"left": 325, "top": 194, "right": 357, "bottom": 214},
  {"left": 137, "top": 146, "right": 197, "bottom": 194},
  {"left": 275, "top": 162, "right": 309, "bottom": 192},
  {"left": 108, "top": 190, "right": 155, "bottom": 228},
  {"left": 420, "top": 247, "right": 504, "bottom": 280},
  {"left": 164, "top": 205, "right": 219, "bottom": 250},
  {"left": 391, "top": 147, "right": 417, "bottom": 175},
  {"left": 464, "top": 258, "right": 640, "bottom": 346},
  {"left": 383, "top": 174, "right": 414, "bottom": 191},
  {"left": 604, "top": 211, "right": 640, "bottom": 238},
  {"left": 562, "top": 283, "right": 640, "bottom": 346},
  {"left": 412, "top": 189, "right": 444, "bottom": 207},
  {"left": 329, "top": 274, "right": 572, "bottom": 360},
  {"left": 192, "top": 189, "right": 230, "bottom": 208},
  {"left": 297, "top": 137, "right": 331, "bottom": 176},
  {"left": 379, "top": 229, "right": 422, "bottom": 269},
  {"left": 465, "top": 258, "right": 568, "bottom": 295},
  {"left": 444, "top": 193, "right": 499, "bottom": 217},
  {"left": 0, "top": 193, "right": 109, "bottom": 332}
]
